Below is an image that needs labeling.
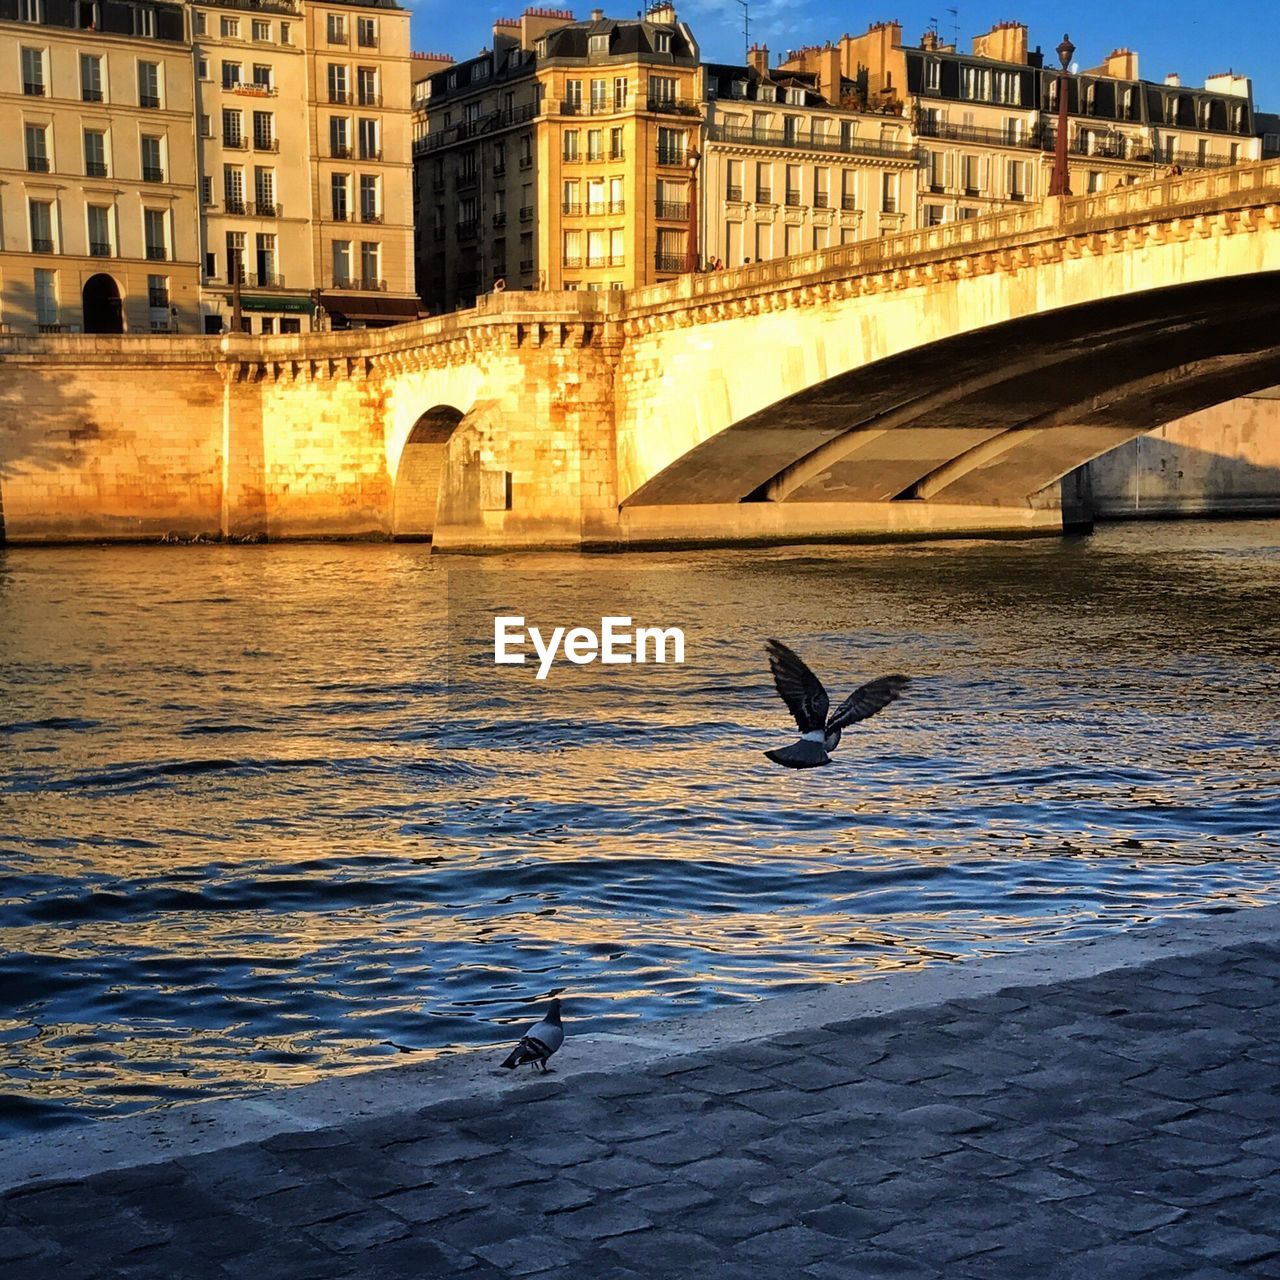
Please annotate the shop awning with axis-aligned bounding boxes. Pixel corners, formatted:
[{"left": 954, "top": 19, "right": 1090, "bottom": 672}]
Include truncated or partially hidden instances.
[
  {"left": 320, "top": 293, "right": 423, "bottom": 326},
  {"left": 239, "top": 295, "right": 315, "bottom": 314}
]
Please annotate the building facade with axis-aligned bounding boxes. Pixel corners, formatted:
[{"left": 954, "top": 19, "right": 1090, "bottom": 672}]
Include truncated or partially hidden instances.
[
  {"left": 191, "top": 0, "right": 314, "bottom": 333},
  {"left": 414, "top": 3, "right": 702, "bottom": 312},
  {"left": 304, "top": 0, "right": 418, "bottom": 327},
  {"left": 0, "top": 0, "right": 201, "bottom": 334},
  {"left": 700, "top": 44, "right": 915, "bottom": 269}
]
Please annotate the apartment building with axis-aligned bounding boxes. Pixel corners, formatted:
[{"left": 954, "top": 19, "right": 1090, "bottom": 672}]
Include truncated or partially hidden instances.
[
  {"left": 191, "top": 0, "right": 313, "bottom": 332},
  {"left": 0, "top": 0, "right": 200, "bottom": 334},
  {"left": 305, "top": 0, "right": 417, "bottom": 326},
  {"left": 415, "top": 3, "right": 701, "bottom": 311},
  {"left": 701, "top": 44, "right": 916, "bottom": 268}
]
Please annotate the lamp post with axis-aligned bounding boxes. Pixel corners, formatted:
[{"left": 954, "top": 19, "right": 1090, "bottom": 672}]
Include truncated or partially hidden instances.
[
  {"left": 1048, "top": 32, "right": 1075, "bottom": 197},
  {"left": 685, "top": 146, "right": 701, "bottom": 272}
]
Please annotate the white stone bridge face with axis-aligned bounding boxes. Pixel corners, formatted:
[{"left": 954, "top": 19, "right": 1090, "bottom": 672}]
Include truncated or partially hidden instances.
[{"left": 1, "top": 160, "right": 1279, "bottom": 548}]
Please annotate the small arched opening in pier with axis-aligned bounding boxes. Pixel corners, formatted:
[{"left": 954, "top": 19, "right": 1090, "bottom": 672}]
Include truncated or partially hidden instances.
[
  {"left": 393, "top": 405, "right": 465, "bottom": 540},
  {"left": 82, "top": 274, "right": 124, "bottom": 334}
]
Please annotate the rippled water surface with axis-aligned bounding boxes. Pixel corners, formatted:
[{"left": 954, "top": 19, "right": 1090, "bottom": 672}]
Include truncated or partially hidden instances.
[{"left": 2, "top": 523, "right": 1280, "bottom": 1136}]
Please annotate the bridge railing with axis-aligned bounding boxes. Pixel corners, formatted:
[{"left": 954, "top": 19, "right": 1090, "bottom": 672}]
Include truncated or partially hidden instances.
[{"left": 626, "top": 156, "right": 1280, "bottom": 313}]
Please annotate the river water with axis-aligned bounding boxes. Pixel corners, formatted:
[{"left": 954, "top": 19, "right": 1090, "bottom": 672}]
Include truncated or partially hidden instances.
[{"left": 2, "top": 521, "right": 1279, "bottom": 1137}]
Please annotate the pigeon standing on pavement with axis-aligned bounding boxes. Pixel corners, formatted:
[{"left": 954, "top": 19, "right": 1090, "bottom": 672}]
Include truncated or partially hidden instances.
[
  {"left": 500, "top": 999, "right": 564, "bottom": 1072},
  {"left": 764, "top": 639, "right": 910, "bottom": 769}
]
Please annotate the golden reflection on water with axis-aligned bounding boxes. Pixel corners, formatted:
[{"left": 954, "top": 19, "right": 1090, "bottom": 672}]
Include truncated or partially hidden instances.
[{"left": 2, "top": 524, "right": 1280, "bottom": 1130}]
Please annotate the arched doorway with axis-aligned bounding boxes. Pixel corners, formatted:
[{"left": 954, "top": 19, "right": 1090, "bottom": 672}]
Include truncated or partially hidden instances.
[
  {"left": 393, "top": 406, "right": 464, "bottom": 539},
  {"left": 82, "top": 274, "right": 124, "bottom": 334}
]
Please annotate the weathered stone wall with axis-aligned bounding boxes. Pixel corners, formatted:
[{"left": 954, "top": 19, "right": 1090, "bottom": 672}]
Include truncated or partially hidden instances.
[{"left": 1086, "top": 391, "right": 1280, "bottom": 520}]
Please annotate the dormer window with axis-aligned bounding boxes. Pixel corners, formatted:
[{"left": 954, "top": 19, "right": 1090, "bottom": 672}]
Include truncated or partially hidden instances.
[
  {"left": 474, "top": 61, "right": 489, "bottom": 83},
  {"left": 447, "top": 71, "right": 458, "bottom": 89},
  {"left": 589, "top": 34, "right": 608, "bottom": 54},
  {"left": 924, "top": 58, "right": 940, "bottom": 92},
  {"left": 785, "top": 87, "right": 803, "bottom": 105},
  {"left": 655, "top": 32, "right": 671, "bottom": 54},
  {"left": 536, "top": 38, "right": 548, "bottom": 59},
  {"left": 730, "top": 79, "right": 744, "bottom": 98}
]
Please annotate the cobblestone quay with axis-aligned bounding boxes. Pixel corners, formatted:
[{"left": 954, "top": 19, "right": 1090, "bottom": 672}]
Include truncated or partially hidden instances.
[{"left": 3, "top": 908, "right": 1279, "bottom": 1279}]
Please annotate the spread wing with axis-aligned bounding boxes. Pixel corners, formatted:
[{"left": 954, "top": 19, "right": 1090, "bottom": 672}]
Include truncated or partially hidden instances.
[
  {"left": 826, "top": 675, "right": 910, "bottom": 733},
  {"left": 765, "top": 640, "right": 829, "bottom": 734}
]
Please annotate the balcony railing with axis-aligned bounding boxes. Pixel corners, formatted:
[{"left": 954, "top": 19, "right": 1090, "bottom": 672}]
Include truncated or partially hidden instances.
[
  {"left": 224, "top": 136, "right": 248, "bottom": 150},
  {"left": 707, "top": 121, "right": 918, "bottom": 162},
  {"left": 881, "top": 198, "right": 898, "bottom": 214},
  {"left": 655, "top": 148, "right": 687, "bottom": 167},
  {"left": 563, "top": 255, "right": 582, "bottom": 268},
  {"left": 646, "top": 96, "right": 700, "bottom": 116},
  {"left": 784, "top": 191, "right": 801, "bottom": 206},
  {"left": 253, "top": 272, "right": 285, "bottom": 288},
  {"left": 145, "top": 245, "right": 168, "bottom": 261},
  {"left": 814, "top": 192, "right": 829, "bottom": 209},
  {"left": 654, "top": 200, "right": 689, "bottom": 220},
  {"left": 31, "top": 238, "right": 54, "bottom": 253},
  {"left": 329, "top": 90, "right": 352, "bottom": 104},
  {"left": 332, "top": 209, "right": 349, "bottom": 221},
  {"left": 562, "top": 201, "right": 582, "bottom": 215},
  {"left": 360, "top": 211, "right": 381, "bottom": 224},
  {"left": 358, "top": 93, "right": 382, "bottom": 108},
  {"left": 654, "top": 252, "right": 685, "bottom": 272},
  {"left": 519, "top": 205, "right": 533, "bottom": 222},
  {"left": 140, "top": 94, "right": 161, "bottom": 109},
  {"left": 842, "top": 195, "right": 856, "bottom": 210},
  {"left": 456, "top": 220, "right": 478, "bottom": 239},
  {"left": 916, "top": 118, "right": 1040, "bottom": 151},
  {"left": 254, "top": 137, "right": 280, "bottom": 152},
  {"left": 519, "top": 155, "right": 534, "bottom": 169},
  {"left": 255, "top": 201, "right": 280, "bottom": 217},
  {"left": 360, "top": 148, "right": 383, "bottom": 162},
  {"left": 456, "top": 172, "right": 478, "bottom": 190},
  {"left": 38, "top": 323, "right": 68, "bottom": 333},
  {"left": 755, "top": 187, "right": 772, "bottom": 203},
  {"left": 82, "top": 87, "right": 103, "bottom": 102},
  {"left": 358, "top": 278, "right": 387, "bottom": 291},
  {"left": 492, "top": 212, "right": 506, "bottom": 227},
  {"left": 26, "top": 156, "right": 50, "bottom": 173},
  {"left": 726, "top": 185, "right": 743, "bottom": 201},
  {"left": 86, "top": 161, "right": 108, "bottom": 177},
  {"left": 89, "top": 241, "right": 112, "bottom": 257},
  {"left": 225, "top": 198, "right": 247, "bottom": 215},
  {"left": 519, "top": 258, "right": 533, "bottom": 273},
  {"left": 331, "top": 145, "right": 353, "bottom": 159},
  {"left": 24, "top": 82, "right": 46, "bottom": 96},
  {"left": 143, "top": 165, "right": 165, "bottom": 182}
]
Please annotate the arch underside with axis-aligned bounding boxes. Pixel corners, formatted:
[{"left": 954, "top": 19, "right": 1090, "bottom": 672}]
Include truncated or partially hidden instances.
[
  {"left": 392, "top": 405, "right": 465, "bottom": 539},
  {"left": 623, "top": 275, "right": 1280, "bottom": 511}
]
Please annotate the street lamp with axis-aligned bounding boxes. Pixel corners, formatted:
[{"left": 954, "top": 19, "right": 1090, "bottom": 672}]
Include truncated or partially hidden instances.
[
  {"left": 685, "top": 146, "right": 701, "bottom": 272},
  {"left": 1048, "top": 32, "right": 1075, "bottom": 197}
]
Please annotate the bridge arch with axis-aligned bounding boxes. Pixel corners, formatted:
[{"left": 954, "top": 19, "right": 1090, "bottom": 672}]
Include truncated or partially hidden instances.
[{"left": 391, "top": 405, "right": 465, "bottom": 539}]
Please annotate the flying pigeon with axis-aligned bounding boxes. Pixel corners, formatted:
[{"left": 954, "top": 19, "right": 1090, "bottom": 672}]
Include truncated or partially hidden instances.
[
  {"left": 500, "top": 999, "right": 564, "bottom": 1072},
  {"left": 764, "top": 639, "right": 909, "bottom": 769}
]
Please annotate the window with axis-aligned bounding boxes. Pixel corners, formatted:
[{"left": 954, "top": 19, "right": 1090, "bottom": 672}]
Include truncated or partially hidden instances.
[
  {"left": 80, "top": 52, "right": 104, "bottom": 102},
  {"left": 360, "top": 175, "right": 379, "bottom": 221},
  {"left": 252, "top": 64, "right": 273, "bottom": 91},
  {"left": 590, "top": 78, "right": 607, "bottom": 112},
  {"left": 563, "top": 229, "right": 582, "bottom": 267},
  {"left": 562, "top": 178, "right": 579, "bottom": 213},
  {"left": 359, "top": 241, "right": 380, "bottom": 287},
  {"left": 1087, "top": 170, "right": 1103, "bottom": 193},
  {"left": 650, "top": 74, "right": 677, "bottom": 105},
  {"left": 141, "top": 135, "right": 163, "bottom": 182},
  {"left": 197, "top": 56, "right": 210, "bottom": 80},
  {"left": 19, "top": 0, "right": 44, "bottom": 20},
  {"left": 656, "top": 126, "right": 684, "bottom": 165},
  {"left": 655, "top": 32, "right": 671, "bottom": 53},
  {"left": 200, "top": 176, "right": 213, "bottom": 206},
  {"left": 519, "top": 134, "right": 532, "bottom": 168},
  {"left": 881, "top": 172, "right": 897, "bottom": 213},
  {"left": 587, "top": 129, "right": 602, "bottom": 160},
  {"left": 226, "top": 231, "right": 246, "bottom": 283},
  {"left": 610, "top": 175, "right": 623, "bottom": 211},
  {"left": 331, "top": 173, "right": 349, "bottom": 220},
  {"left": 134, "top": 5, "right": 154, "bottom": 36},
  {"left": 254, "top": 166, "right": 274, "bottom": 213},
  {"left": 221, "top": 16, "right": 239, "bottom": 38},
  {"left": 330, "top": 115, "right": 351, "bottom": 156},
  {"left": 924, "top": 204, "right": 945, "bottom": 227},
  {"left": 357, "top": 67, "right": 378, "bottom": 106},
  {"left": 925, "top": 58, "right": 941, "bottom": 92},
  {"left": 280, "top": 22, "right": 291, "bottom": 44},
  {"left": 29, "top": 199, "right": 55, "bottom": 253},
  {"left": 138, "top": 61, "right": 160, "bottom": 108},
  {"left": 563, "top": 129, "right": 580, "bottom": 160},
  {"left": 1007, "top": 159, "right": 1026, "bottom": 199},
  {"left": 962, "top": 153, "right": 981, "bottom": 195},
  {"left": 328, "top": 64, "right": 349, "bottom": 103},
  {"left": 587, "top": 228, "right": 607, "bottom": 266},
  {"left": 144, "top": 208, "right": 167, "bottom": 258},
  {"left": 223, "top": 109, "right": 244, "bottom": 147},
  {"left": 357, "top": 16, "right": 377, "bottom": 47},
  {"left": 24, "top": 123, "right": 49, "bottom": 173},
  {"left": 610, "top": 227, "right": 624, "bottom": 264},
  {"left": 610, "top": 127, "right": 623, "bottom": 159},
  {"left": 252, "top": 19, "right": 270, "bottom": 42},
  {"left": 754, "top": 160, "right": 770, "bottom": 201},
  {"left": 255, "top": 232, "right": 276, "bottom": 284},
  {"left": 21, "top": 47, "right": 45, "bottom": 96},
  {"left": 493, "top": 139, "right": 506, "bottom": 174},
  {"left": 358, "top": 117, "right": 379, "bottom": 159},
  {"left": 565, "top": 78, "right": 583, "bottom": 110},
  {"left": 147, "top": 273, "right": 169, "bottom": 308},
  {"left": 589, "top": 33, "right": 608, "bottom": 54},
  {"left": 87, "top": 204, "right": 112, "bottom": 255},
  {"left": 253, "top": 110, "right": 274, "bottom": 150},
  {"left": 327, "top": 13, "right": 347, "bottom": 43},
  {"left": 34, "top": 269, "right": 58, "bottom": 327},
  {"left": 587, "top": 178, "right": 604, "bottom": 214},
  {"left": 614, "top": 76, "right": 628, "bottom": 110},
  {"left": 223, "top": 164, "right": 245, "bottom": 213},
  {"left": 222, "top": 60, "right": 242, "bottom": 89},
  {"left": 192, "top": 9, "right": 204, "bottom": 33},
  {"left": 84, "top": 129, "right": 107, "bottom": 177}
]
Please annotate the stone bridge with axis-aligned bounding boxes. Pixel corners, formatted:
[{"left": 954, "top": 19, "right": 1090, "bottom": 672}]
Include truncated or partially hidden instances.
[{"left": 2, "top": 159, "right": 1280, "bottom": 550}]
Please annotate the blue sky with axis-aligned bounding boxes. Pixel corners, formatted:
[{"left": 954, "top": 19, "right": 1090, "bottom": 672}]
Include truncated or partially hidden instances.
[{"left": 408, "top": 0, "right": 1280, "bottom": 113}]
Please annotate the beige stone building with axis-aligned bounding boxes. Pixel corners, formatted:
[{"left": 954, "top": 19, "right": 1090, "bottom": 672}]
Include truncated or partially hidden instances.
[
  {"left": 700, "top": 45, "right": 915, "bottom": 268},
  {"left": 304, "top": 0, "right": 418, "bottom": 327},
  {"left": 0, "top": 0, "right": 201, "bottom": 334},
  {"left": 414, "top": 3, "right": 702, "bottom": 312},
  {"left": 191, "top": 0, "right": 314, "bottom": 333}
]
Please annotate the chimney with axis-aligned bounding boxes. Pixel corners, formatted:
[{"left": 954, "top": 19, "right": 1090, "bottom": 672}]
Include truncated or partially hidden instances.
[
  {"left": 972, "top": 20, "right": 1028, "bottom": 65},
  {"left": 748, "top": 42, "right": 769, "bottom": 76},
  {"left": 1164, "top": 72, "right": 1181, "bottom": 87},
  {"left": 647, "top": 2, "right": 676, "bottom": 24},
  {"left": 591, "top": 8, "right": 603, "bottom": 19}
]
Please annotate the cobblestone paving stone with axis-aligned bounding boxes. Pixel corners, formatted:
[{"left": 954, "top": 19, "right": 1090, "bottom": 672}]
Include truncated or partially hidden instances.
[{"left": 4, "top": 940, "right": 1280, "bottom": 1279}]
